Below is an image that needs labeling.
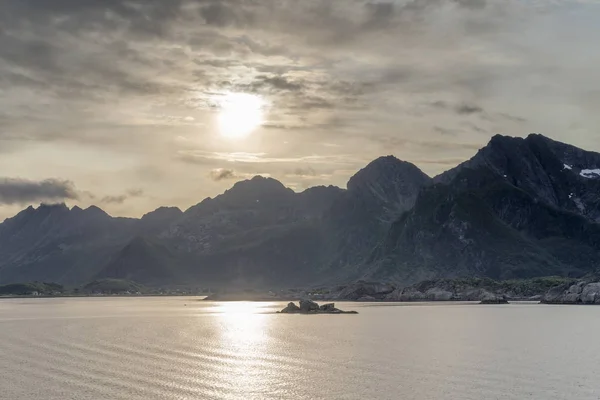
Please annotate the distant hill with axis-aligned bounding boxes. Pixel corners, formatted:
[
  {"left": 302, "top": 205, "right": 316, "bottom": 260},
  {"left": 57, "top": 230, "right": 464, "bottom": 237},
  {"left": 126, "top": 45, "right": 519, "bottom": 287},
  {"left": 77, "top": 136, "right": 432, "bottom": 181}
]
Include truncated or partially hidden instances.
[{"left": 1, "top": 133, "right": 599, "bottom": 288}]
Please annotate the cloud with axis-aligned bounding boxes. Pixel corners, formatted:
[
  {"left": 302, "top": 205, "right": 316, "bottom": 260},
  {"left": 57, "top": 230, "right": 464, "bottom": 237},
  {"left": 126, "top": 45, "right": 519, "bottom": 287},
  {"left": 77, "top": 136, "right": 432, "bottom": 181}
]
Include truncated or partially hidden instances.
[
  {"left": 0, "top": 0, "right": 599, "bottom": 219},
  {"left": 456, "top": 104, "right": 484, "bottom": 115},
  {"left": 434, "top": 126, "right": 459, "bottom": 135},
  {"left": 461, "top": 121, "right": 488, "bottom": 133},
  {"left": 209, "top": 168, "right": 238, "bottom": 181},
  {"left": 101, "top": 188, "right": 144, "bottom": 204},
  {"left": 101, "top": 195, "right": 128, "bottom": 205},
  {"left": 432, "top": 101, "right": 484, "bottom": 115},
  {"left": 256, "top": 75, "right": 304, "bottom": 92},
  {"left": 499, "top": 112, "right": 527, "bottom": 123},
  {"left": 291, "top": 167, "right": 317, "bottom": 177},
  {"left": 0, "top": 178, "right": 78, "bottom": 205},
  {"left": 127, "top": 188, "right": 145, "bottom": 197},
  {"left": 179, "top": 151, "right": 358, "bottom": 165}
]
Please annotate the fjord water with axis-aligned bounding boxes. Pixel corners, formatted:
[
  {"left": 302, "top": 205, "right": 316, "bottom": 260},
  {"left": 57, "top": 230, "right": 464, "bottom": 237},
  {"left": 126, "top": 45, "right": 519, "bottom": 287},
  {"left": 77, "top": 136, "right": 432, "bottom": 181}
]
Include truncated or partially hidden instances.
[{"left": 0, "top": 299, "right": 598, "bottom": 400}]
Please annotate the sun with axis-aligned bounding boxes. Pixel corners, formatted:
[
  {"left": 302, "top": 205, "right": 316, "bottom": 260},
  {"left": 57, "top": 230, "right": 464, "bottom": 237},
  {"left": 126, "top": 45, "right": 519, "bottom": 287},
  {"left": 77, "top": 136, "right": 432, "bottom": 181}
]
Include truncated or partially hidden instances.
[{"left": 217, "top": 93, "right": 264, "bottom": 139}]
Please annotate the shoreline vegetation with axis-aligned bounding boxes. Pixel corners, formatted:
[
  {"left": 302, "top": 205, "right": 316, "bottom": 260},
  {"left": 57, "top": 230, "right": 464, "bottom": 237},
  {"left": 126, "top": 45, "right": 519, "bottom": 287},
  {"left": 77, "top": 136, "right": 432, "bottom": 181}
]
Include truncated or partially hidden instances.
[{"left": 2, "top": 276, "right": 600, "bottom": 305}]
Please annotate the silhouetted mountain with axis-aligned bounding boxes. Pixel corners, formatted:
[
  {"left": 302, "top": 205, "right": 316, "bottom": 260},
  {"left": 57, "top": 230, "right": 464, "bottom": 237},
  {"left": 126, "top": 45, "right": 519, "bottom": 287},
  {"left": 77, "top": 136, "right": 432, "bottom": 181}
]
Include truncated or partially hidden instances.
[
  {"left": 368, "top": 135, "right": 600, "bottom": 284},
  {"left": 436, "top": 134, "right": 600, "bottom": 222},
  {"left": 297, "top": 185, "right": 345, "bottom": 217},
  {"left": 319, "top": 157, "right": 432, "bottom": 281},
  {"left": 347, "top": 156, "right": 432, "bottom": 220},
  {"left": 1, "top": 134, "right": 599, "bottom": 288},
  {"left": 97, "top": 236, "right": 176, "bottom": 285},
  {"left": 139, "top": 207, "right": 183, "bottom": 234},
  {"left": 0, "top": 204, "right": 138, "bottom": 284}
]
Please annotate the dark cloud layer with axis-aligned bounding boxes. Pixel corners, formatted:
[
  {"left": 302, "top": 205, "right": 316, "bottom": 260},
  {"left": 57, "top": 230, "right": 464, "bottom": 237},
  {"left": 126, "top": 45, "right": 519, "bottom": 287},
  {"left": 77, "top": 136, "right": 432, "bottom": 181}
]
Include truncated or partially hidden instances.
[{"left": 0, "top": 178, "right": 78, "bottom": 205}]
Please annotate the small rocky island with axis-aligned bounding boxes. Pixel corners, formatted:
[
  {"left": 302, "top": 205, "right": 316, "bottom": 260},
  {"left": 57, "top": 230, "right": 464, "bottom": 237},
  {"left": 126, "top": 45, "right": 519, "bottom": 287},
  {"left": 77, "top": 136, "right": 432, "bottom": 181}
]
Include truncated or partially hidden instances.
[
  {"left": 278, "top": 300, "right": 358, "bottom": 314},
  {"left": 480, "top": 296, "right": 509, "bottom": 304}
]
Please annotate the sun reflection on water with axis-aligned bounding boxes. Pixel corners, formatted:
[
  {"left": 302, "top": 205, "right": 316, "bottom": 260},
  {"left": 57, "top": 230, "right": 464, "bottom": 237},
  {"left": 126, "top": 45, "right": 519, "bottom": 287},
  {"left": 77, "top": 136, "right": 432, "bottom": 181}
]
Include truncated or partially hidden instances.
[{"left": 214, "top": 302, "right": 276, "bottom": 396}]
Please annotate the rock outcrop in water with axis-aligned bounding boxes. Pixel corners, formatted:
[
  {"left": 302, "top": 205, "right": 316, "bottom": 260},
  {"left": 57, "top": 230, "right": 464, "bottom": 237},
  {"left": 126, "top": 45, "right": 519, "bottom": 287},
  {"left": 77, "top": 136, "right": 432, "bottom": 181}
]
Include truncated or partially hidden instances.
[
  {"left": 479, "top": 295, "right": 509, "bottom": 304},
  {"left": 542, "top": 281, "right": 600, "bottom": 304},
  {"left": 278, "top": 300, "right": 358, "bottom": 314}
]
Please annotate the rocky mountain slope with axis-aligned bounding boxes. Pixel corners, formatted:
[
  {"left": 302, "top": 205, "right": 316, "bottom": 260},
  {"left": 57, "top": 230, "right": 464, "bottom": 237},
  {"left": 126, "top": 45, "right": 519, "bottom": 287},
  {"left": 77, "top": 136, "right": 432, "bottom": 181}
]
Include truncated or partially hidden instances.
[
  {"left": 0, "top": 134, "right": 599, "bottom": 288},
  {"left": 436, "top": 134, "right": 600, "bottom": 222},
  {"left": 0, "top": 204, "right": 138, "bottom": 284},
  {"left": 367, "top": 134, "right": 600, "bottom": 285}
]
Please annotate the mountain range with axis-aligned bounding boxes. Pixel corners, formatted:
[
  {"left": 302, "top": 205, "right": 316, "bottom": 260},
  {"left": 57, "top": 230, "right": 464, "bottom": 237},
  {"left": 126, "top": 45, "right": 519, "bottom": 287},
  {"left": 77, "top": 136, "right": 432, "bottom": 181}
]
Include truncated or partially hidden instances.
[{"left": 1, "top": 133, "right": 599, "bottom": 288}]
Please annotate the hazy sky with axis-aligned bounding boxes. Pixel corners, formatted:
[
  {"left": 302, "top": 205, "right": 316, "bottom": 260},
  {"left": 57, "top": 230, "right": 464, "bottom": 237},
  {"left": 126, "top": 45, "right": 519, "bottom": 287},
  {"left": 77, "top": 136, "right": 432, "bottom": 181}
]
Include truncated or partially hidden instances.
[{"left": 1, "top": 0, "right": 599, "bottom": 219}]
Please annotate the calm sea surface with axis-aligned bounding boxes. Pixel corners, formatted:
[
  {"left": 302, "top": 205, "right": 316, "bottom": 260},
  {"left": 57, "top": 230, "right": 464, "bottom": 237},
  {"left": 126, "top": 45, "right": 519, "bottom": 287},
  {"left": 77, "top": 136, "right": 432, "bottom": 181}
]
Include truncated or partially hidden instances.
[{"left": 0, "top": 298, "right": 598, "bottom": 400}]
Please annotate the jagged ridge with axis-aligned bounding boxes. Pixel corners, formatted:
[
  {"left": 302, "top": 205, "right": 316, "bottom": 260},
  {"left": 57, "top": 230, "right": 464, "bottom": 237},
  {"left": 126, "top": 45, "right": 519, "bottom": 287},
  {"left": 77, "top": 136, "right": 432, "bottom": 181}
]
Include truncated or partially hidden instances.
[{"left": 0, "top": 133, "right": 599, "bottom": 287}]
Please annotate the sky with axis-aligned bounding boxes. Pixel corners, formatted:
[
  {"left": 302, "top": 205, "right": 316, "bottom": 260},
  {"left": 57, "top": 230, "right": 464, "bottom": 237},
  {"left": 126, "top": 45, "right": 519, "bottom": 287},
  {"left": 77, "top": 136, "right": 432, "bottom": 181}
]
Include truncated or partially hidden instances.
[{"left": 1, "top": 0, "right": 600, "bottom": 220}]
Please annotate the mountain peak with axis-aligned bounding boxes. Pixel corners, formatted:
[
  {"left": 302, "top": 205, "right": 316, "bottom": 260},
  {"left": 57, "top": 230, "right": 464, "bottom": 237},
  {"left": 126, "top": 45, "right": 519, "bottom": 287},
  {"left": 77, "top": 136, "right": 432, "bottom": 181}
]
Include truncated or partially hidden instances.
[
  {"left": 185, "top": 176, "right": 295, "bottom": 215},
  {"left": 342, "top": 155, "right": 432, "bottom": 221},
  {"left": 225, "top": 176, "right": 293, "bottom": 198},
  {"left": 347, "top": 156, "right": 430, "bottom": 193},
  {"left": 141, "top": 206, "right": 182, "bottom": 220},
  {"left": 233, "top": 175, "right": 287, "bottom": 188},
  {"left": 370, "top": 155, "right": 402, "bottom": 164},
  {"left": 83, "top": 205, "right": 109, "bottom": 218},
  {"left": 38, "top": 202, "right": 69, "bottom": 211}
]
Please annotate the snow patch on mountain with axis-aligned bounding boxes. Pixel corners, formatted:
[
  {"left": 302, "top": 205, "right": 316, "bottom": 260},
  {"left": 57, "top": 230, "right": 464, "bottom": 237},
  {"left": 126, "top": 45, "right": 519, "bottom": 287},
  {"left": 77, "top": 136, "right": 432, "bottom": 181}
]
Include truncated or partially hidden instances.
[{"left": 580, "top": 169, "right": 600, "bottom": 178}]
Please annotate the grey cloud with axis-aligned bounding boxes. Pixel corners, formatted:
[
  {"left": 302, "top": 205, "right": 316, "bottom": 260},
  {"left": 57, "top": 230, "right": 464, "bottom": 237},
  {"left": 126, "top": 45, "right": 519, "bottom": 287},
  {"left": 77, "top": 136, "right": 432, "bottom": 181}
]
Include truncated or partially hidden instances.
[
  {"left": 237, "top": 75, "right": 305, "bottom": 94},
  {"left": 258, "top": 76, "right": 304, "bottom": 91},
  {"left": 434, "top": 126, "right": 459, "bottom": 136},
  {"left": 363, "top": 2, "right": 396, "bottom": 30},
  {"left": 373, "top": 135, "right": 482, "bottom": 152},
  {"left": 456, "top": 104, "right": 484, "bottom": 115},
  {"left": 431, "top": 101, "right": 485, "bottom": 115},
  {"left": 127, "top": 188, "right": 144, "bottom": 197},
  {"left": 209, "top": 168, "right": 238, "bottom": 181},
  {"left": 199, "top": 2, "right": 254, "bottom": 28},
  {"left": 2, "top": 0, "right": 185, "bottom": 37},
  {"left": 461, "top": 121, "right": 488, "bottom": 133},
  {"left": 101, "top": 195, "right": 127, "bottom": 204},
  {"left": 431, "top": 100, "right": 450, "bottom": 109},
  {"left": 499, "top": 113, "right": 527, "bottom": 123},
  {"left": 290, "top": 167, "right": 317, "bottom": 177},
  {"left": 453, "top": 0, "right": 487, "bottom": 9},
  {"left": 418, "top": 140, "right": 482, "bottom": 151},
  {"left": 235, "top": 36, "right": 289, "bottom": 57},
  {"left": 291, "top": 96, "right": 335, "bottom": 110},
  {"left": 179, "top": 150, "right": 358, "bottom": 166},
  {"left": 101, "top": 188, "right": 144, "bottom": 204},
  {"left": 262, "top": 123, "right": 305, "bottom": 131},
  {"left": 194, "top": 59, "right": 240, "bottom": 68},
  {"left": 0, "top": 178, "right": 78, "bottom": 205}
]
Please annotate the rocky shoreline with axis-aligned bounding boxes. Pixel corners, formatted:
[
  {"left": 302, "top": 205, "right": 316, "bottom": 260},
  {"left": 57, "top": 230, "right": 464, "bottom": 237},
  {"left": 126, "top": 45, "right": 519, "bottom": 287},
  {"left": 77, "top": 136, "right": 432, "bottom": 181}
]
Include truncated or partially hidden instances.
[
  {"left": 541, "top": 281, "right": 600, "bottom": 304},
  {"left": 201, "top": 277, "right": 600, "bottom": 305}
]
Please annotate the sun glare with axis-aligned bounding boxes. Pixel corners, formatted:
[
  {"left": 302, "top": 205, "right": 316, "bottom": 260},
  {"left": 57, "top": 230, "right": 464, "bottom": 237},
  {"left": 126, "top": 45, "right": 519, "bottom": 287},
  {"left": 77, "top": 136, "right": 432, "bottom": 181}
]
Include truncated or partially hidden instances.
[{"left": 217, "top": 93, "right": 264, "bottom": 139}]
